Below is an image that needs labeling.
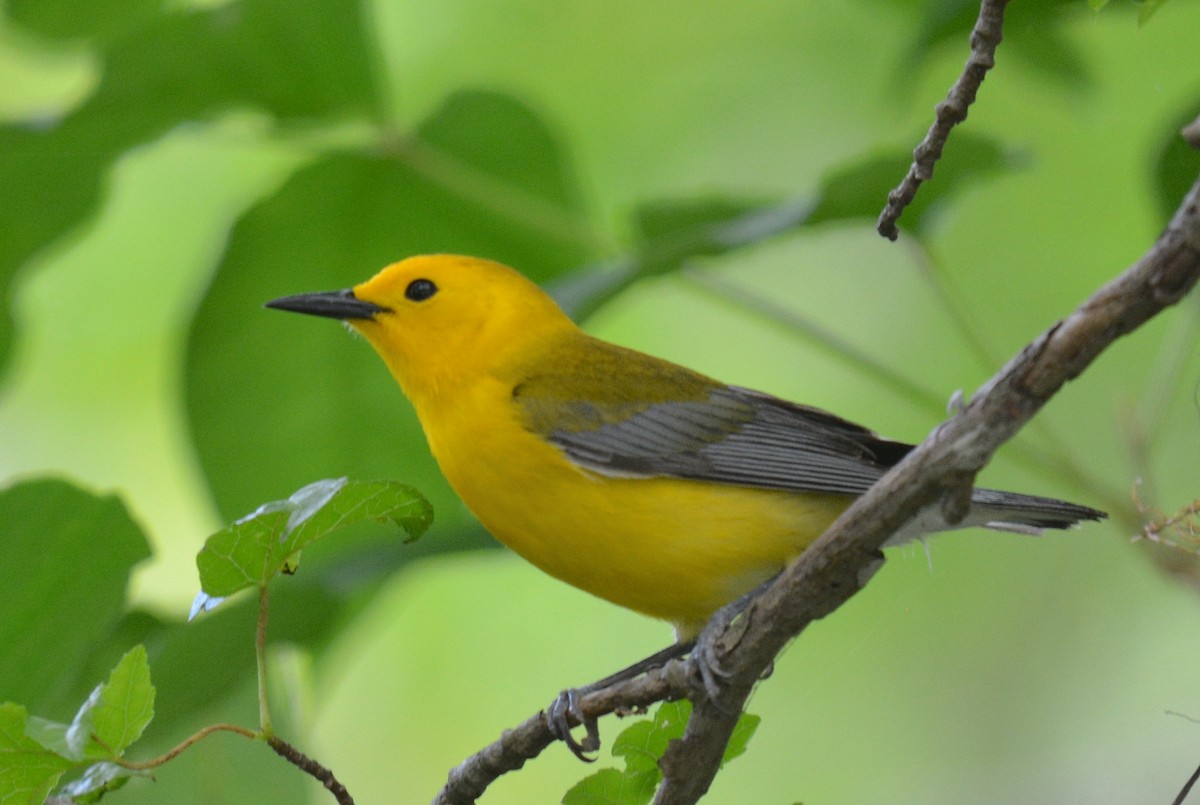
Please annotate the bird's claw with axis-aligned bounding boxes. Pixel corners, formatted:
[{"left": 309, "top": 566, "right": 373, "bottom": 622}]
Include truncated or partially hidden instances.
[
  {"left": 546, "top": 688, "right": 600, "bottom": 761},
  {"left": 689, "top": 629, "right": 734, "bottom": 706},
  {"left": 685, "top": 574, "right": 775, "bottom": 706}
]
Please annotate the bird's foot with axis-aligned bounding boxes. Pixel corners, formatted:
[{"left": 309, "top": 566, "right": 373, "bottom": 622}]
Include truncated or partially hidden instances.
[
  {"left": 686, "top": 574, "right": 779, "bottom": 704},
  {"left": 689, "top": 627, "right": 735, "bottom": 704},
  {"left": 544, "top": 641, "right": 694, "bottom": 760},
  {"left": 546, "top": 687, "right": 602, "bottom": 761}
]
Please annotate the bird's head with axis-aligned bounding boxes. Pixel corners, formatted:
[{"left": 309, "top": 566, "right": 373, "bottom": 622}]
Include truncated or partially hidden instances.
[{"left": 266, "top": 255, "right": 575, "bottom": 404}]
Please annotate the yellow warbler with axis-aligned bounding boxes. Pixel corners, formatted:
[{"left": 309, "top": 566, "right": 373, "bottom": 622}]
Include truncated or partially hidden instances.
[{"left": 267, "top": 255, "right": 1103, "bottom": 638}]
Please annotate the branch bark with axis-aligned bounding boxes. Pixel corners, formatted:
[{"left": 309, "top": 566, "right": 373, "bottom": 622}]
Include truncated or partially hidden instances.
[
  {"left": 653, "top": 175, "right": 1200, "bottom": 802},
  {"left": 434, "top": 173, "right": 1200, "bottom": 805},
  {"left": 877, "top": 0, "right": 1010, "bottom": 240}
]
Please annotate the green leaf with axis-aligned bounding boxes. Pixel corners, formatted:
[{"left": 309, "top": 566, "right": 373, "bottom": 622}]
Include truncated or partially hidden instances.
[
  {"left": 87, "top": 646, "right": 155, "bottom": 757},
  {"left": 721, "top": 712, "right": 761, "bottom": 765},
  {"left": 0, "top": 0, "right": 383, "bottom": 378},
  {"left": 562, "top": 701, "right": 688, "bottom": 805},
  {"left": 561, "top": 767, "right": 659, "bottom": 805},
  {"left": 565, "top": 701, "right": 760, "bottom": 804},
  {"left": 612, "top": 700, "right": 691, "bottom": 774},
  {"left": 552, "top": 197, "right": 814, "bottom": 321},
  {"left": 14, "top": 650, "right": 154, "bottom": 800},
  {"left": 29, "top": 646, "right": 155, "bottom": 765},
  {"left": 556, "top": 133, "right": 1015, "bottom": 322},
  {"left": 633, "top": 197, "right": 768, "bottom": 244},
  {"left": 195, "top": 478, "right": 433, "bottom": 602},
  {"left": 0, "top": 703, "right": 73, "bottom": 804},
  {"left": 185, "top": 90, "right": 593, "bottom": 538},
  {"left": 0, "top": 479, "right": 151, "bottom": 714}
]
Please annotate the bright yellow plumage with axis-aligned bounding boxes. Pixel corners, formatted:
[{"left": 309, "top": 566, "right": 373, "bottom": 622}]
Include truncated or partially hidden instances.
[
  {"left": 265, "top": 254, "right": 1104, "bottom": 641},
  {"left": 346, "top": 255, "right": 850, "bottom": 637}
]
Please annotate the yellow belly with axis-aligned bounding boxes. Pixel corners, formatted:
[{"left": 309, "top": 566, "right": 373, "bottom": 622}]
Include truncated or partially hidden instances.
[{"left": 422, "top": 383, "right": 851, "bottom": 639}]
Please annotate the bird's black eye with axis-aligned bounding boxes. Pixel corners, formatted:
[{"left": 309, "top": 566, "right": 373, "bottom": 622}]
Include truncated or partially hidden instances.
[{"left": 405, "top": 278, "right": 438, "bottom": 302}]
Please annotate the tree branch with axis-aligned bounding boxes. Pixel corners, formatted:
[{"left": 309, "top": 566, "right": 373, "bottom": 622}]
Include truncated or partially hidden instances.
[
  {"left": 267, "top": 735, "right": 355, "bottom": 805},
  {"left": 877, "top": 0, "right": 1010, "bottom": 240},
  {"left": 433, "top": 172, "right": 1200, "bottom": 804},
  {"left": 653, "top": 173, "right": 1200, "bottom": 802}
]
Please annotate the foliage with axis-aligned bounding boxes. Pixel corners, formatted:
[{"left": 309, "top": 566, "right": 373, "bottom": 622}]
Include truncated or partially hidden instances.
[
  {"left": 1, "top": 0, "right": 1199, "bottom": 802},
  {"left": 12, "top": 647, "right": 154, "bottom": 801},
  {"left": 562, "top": 702, "right": 760, "bottom": 805},
  {"left": 0, "top": 477, "right": 427, "bottom": 802},
  {"left": 194, "top": 477, "right": 431, "bottom": 605}
]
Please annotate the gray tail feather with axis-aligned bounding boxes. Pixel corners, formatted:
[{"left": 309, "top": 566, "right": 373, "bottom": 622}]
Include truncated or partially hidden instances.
[{"left": 970, "top": 487, "right": 1107, "bottom": 534}]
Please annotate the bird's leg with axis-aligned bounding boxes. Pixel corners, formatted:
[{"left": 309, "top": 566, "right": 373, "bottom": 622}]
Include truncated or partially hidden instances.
[
  {"left": 546, "top": 641, "right": 694, "bottom": 761},
  {"left": 547, "top": 576, "right": 780, "bottom": 760},
  {"left": 689, "top": 574, "right": 779, "bottom": 703}
]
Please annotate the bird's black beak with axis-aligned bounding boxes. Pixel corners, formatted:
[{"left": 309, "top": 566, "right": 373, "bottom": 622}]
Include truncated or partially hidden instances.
[{"left": 264, "top": 289, "right": 388, "bottom": 320}]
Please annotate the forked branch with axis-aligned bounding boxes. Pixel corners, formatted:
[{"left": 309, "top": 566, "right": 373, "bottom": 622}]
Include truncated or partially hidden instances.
[{"left": 435, "top": 170, "right": 1200, "bottom": 804}]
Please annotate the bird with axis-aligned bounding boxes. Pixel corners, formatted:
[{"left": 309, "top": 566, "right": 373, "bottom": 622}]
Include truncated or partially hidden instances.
[{"left": 266, "top": 254, "right": 1105, "bottom": 753}]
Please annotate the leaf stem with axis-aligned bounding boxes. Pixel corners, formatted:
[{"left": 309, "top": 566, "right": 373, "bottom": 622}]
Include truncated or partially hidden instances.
[
  {"left": 118, "top": 723, "right": 257, "bottom": 770},
  {"left": 257, "top": 583, "right": 273, "bottom": 737}
]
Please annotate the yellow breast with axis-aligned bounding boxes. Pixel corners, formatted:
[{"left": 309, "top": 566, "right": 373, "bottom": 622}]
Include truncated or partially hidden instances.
[{"left": 419, "top": 375, "right": 851, "bottom": 639}]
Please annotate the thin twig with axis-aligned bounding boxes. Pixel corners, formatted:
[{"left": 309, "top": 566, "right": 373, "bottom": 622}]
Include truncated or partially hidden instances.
[
  {"left": 256, "top": 583, "right": 273, "bottom": 736},
  {"left": 878, "top": 0, "right": 1010, "bottom": 240},
  {"left": 118, "top": 723, "right": 257, "bottom": 770},
  {"left": 1173, "top": 759, "right": 1200, "bottom": 805},
  {"left": 268, "top": 735, "right": 355, "bottom": 805},
  {"left": 434, "top": 173, "right": 1200, "bottom": 805},
  {"left": 653, "top": 173, "right": 1200, "bottom": 802},
  {"left": 432, "top": 664, "right": 689, "bottom": 805}
]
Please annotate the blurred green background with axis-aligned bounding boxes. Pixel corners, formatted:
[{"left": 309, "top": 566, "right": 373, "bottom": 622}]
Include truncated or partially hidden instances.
[{"left": 3, "top": 0, "right": 1200, "bottom": 802}]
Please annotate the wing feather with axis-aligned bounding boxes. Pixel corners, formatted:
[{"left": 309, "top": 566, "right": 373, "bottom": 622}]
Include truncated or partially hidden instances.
[
  {"left": 510, "top": 337, "right": 1105, "bottom": 528},
  {"left": 515, "top": 372, "right": 911, "bottom": 495}
]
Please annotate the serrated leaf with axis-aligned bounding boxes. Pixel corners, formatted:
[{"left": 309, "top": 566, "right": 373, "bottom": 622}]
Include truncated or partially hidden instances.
[
  {"left": 196, "top": 478, "right": 433, "bottom": 601},
  {"left": 565, "top": 701, "right": 759, "bottom": 804},
  {"left": 0, "top": 702, "right": 73, "bottom": 804},
  {"left": 561, "top": 767, "right": 658, "bottom": 805},
  {"left": 19, "top": 648, "right": 154, "bottom": 798},
  {"left": 612, "top": 700, "right": 691, "bottom": 774},
  {"left": 0, "top": 480, "right": 151, "bottom": 715},
  {"left": 88, "top": 646, "right": 155, "bottom": 757},
  {"left": 565, "top": 701, "right": 690, "bottom": 805}
]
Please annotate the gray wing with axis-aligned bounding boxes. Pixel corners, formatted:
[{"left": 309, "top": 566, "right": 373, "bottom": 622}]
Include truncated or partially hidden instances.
[
  {"left": 519, "top": 383, "right": 913, "bottom": 496},
  {"left": 514, "top": 379, "right": 1105, "bottom": 528}
]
